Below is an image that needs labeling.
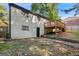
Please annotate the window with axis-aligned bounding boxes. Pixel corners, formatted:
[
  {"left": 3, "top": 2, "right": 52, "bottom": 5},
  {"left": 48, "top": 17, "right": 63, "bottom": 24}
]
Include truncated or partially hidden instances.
[{"left": 22, "top": 25, "right": 29, "bottom": 30}]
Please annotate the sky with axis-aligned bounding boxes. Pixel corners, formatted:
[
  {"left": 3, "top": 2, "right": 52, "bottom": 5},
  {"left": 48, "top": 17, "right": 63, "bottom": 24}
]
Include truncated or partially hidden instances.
[
  {"left": 58, "top": 3, "right": 75, "bottom": 19},
  {"left": 0, "top": 3, "right": 77, "bottom": 20}
]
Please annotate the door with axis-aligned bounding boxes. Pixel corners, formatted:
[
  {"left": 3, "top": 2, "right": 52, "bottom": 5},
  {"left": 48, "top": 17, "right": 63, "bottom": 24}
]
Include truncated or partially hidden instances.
[{"left": 36, "top": 27, "right": 40, "bottom": 37}]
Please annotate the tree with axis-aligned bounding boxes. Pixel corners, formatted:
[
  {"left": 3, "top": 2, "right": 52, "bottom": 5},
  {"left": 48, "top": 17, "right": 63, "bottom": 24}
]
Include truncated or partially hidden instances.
[
  {"left": 31, "top": 3, "right": 59, "bottom": 21},
  {"left": 47, "top": 3, "right": 59, "bottom": 21},
  {"left": 62, "top": 3, "right": 79, "bottom": 16},
  {"left": 31, "top": 3, "right": 49, "bottom": 17},
  {"left": 0, "top": 4, "right": 7, "bottom": 21}
]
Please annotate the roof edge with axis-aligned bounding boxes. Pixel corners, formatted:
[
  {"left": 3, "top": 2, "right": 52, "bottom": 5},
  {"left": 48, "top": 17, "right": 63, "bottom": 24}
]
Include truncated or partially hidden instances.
[{"left": 8, "top": 3, "right": 50, "bottom": 20}]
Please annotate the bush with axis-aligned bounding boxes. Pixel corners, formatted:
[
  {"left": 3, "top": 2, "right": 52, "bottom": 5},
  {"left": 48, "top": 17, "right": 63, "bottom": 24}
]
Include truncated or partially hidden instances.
[{"left": 5, "top": 32, "right": 11, "bottom": 39}]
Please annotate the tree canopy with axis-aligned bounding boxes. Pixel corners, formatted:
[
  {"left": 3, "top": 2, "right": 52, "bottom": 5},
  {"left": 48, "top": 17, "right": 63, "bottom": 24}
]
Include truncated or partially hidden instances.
[
  {"left": 0, "top": 4, "right": 7, "bottom": 21},
  {"left": 31, "top": 3, "right": 59, "bottom": 21}
]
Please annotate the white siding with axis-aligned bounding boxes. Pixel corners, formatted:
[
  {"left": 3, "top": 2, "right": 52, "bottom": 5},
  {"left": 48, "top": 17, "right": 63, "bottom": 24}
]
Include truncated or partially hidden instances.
[
  {"left": 11, "top": 7, "right": 45, "bottom": 39},
  {"left": 66, "top": 26, "right": 79, "bottom": 30}
]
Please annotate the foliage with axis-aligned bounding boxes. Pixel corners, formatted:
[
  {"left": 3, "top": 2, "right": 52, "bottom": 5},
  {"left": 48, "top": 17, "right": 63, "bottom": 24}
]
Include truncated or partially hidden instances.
[
  {"left": 31, "top": 3, "right": 59, "bottom": 21},
  {"left": 31, "top": 3, "right": 49, "bottom": 17},
  {"left": 48, "top": 3, "right": 59, "bottom": 21},
  {"left": 5, "top": 32, "right": 11, "bottom": 39},
  {"left": 0, "top": 4, "right": 7, "bottom": 21},
  {"left": 0, "top": 43, "right": 10, "bottom": 51}
]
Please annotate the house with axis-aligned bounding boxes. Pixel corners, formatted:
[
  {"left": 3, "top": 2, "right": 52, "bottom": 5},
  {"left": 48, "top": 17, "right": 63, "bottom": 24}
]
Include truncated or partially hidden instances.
[
  {"left": 63, "top": 17, "right": 79, "bottom": 31},
  {"left": 8, "top": 3, "right": 49, "bottom": 39},
  {"left": 44, "top": 20, "right": 65, "bottom": 34}
]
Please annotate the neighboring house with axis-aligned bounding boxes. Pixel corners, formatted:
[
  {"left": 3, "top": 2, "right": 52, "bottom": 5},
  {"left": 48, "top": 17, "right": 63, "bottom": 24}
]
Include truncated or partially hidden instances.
[
  {"left": 44, "top": 20, "right": 65, "bottom": 34},
  {"left": 63, "top": 17, "right": 79, "bottom": 30},
  {"left": 9, "top": 3, "right": 49, "bottom": 39},
  {"left": 0, "top": 20, "right": 8, "bottom": 38}
]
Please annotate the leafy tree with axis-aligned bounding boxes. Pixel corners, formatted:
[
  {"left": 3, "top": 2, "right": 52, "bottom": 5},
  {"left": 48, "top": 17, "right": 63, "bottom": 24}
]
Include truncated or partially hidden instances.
[
  {"left": 62, "top": 3, "right": 79, "bottom": 16},
  {"left": 31, "top": 3, "right": 49, "bottom": 17},
  {"left": 47, "top": 3, "right": 59, "bottom": 21},
  {"left": 0, "top": 4, "right": 7, "bottom": 21},
  {"left": 31, "top": 3, "right": 59, "bottom": 21}
]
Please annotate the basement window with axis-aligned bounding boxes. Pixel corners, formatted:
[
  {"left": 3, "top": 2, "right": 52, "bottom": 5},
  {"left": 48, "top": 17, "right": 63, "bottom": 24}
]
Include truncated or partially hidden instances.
[{"left": 22, "top": 25, "right": 29, "bottom": 31}]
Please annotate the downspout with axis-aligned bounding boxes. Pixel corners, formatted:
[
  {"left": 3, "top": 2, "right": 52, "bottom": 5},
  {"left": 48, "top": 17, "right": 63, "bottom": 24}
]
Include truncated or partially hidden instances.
[{"left": 8, "top": 3, "right": 11, "bottom": 39}]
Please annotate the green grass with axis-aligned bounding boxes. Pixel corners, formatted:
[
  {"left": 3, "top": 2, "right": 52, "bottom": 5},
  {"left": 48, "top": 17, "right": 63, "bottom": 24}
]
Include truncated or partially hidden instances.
[
  {"left": 0, "top": 43, "right": 9, "bottom": 51},
  {"left": 70, "top": 30, "right": 79, "bottom": 39},
  {"left": 0, "top": 41, "right": 32, "bottom": 56}
]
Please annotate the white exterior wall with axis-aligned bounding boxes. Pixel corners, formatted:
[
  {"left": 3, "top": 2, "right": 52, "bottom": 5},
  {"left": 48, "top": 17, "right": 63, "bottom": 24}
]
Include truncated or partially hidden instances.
[
  {"left": 11, "top": 7, "right": 45, "bottom": 39},
  {"left": 66, "top": 26, "right": 79, "bottom": 30},
  {"left": 40, "top": 18, "right": 47, "bottom": 35}
]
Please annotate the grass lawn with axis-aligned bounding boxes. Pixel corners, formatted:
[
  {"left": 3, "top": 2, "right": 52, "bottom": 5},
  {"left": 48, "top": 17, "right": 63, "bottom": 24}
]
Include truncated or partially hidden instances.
[
  {"left": 70, "top": 30, "right": 79, "bottom": 39},
  {"left": 50, "top": 30, "right": 79, "bottom": 41},
  {"left": 0, "top": 38, "right": 79, "bottom": 56}
]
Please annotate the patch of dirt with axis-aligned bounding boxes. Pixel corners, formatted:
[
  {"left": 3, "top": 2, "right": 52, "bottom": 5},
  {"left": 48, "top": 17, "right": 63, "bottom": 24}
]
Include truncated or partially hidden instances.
[{"left": 0, "top": 38, "right": 79, "bottom": 56}]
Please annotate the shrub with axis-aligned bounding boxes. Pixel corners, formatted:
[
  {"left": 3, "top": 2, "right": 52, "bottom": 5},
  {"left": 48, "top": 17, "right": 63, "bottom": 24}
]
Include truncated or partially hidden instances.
[{"left": 5, "top": 32, "right": 11, "bottom": 39}]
